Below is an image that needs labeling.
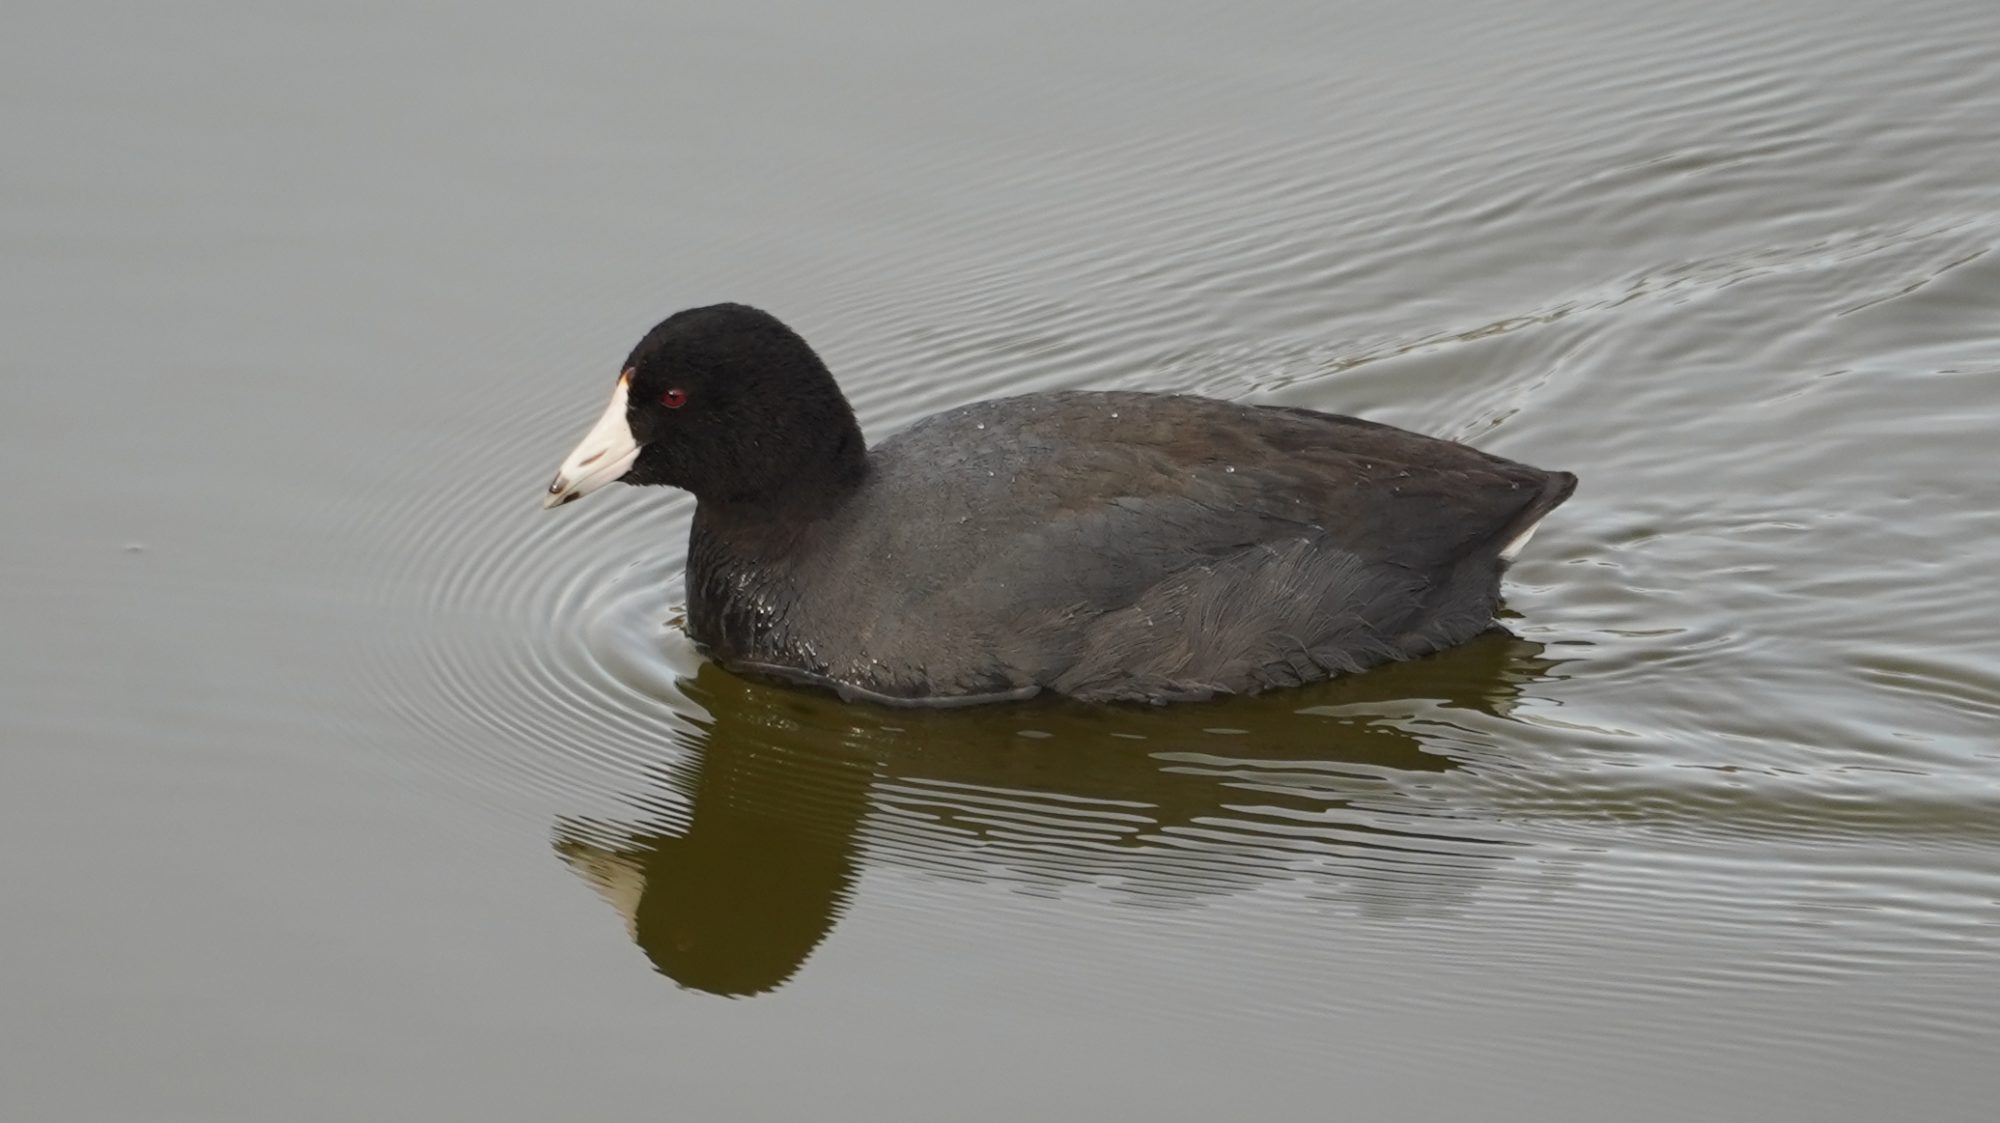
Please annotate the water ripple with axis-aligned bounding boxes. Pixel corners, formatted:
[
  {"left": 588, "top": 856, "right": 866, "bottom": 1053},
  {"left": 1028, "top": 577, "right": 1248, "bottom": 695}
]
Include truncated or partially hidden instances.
[{"left": 324, "top": 0, "right": 2000, "bottom": 1047}]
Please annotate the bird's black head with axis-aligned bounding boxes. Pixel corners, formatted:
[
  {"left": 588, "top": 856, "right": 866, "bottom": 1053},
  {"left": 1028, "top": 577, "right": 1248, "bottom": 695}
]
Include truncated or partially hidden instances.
[{"left": 544, "top": 304, "right": 866, "bottom": 508}]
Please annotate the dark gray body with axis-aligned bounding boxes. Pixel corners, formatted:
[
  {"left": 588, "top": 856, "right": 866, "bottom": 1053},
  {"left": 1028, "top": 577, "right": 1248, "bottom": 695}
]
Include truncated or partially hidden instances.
[{"left": 685, "top": 391, "right": 1574, "bottom": 705}]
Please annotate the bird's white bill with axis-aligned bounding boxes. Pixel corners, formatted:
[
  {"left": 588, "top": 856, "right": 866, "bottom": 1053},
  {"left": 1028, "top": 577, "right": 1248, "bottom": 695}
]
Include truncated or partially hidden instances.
[{"left": 544, "top": 374, "right": 640, "bottom": 508}]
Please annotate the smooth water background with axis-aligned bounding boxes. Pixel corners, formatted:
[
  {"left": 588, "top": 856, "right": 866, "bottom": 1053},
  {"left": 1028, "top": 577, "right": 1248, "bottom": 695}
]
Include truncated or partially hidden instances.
[{"left": 6, "top": 0, "right": 2000, "bottom": 1118}]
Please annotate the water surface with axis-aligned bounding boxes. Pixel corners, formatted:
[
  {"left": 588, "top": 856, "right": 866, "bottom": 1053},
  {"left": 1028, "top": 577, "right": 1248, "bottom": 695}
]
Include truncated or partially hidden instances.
[{"left": 6, "top": 0, "right": 2000, "bottom": 1118}]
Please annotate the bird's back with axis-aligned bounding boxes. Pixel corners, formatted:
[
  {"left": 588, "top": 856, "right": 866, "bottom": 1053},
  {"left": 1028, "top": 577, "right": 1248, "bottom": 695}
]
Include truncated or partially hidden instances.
[{"left": 688, "top": 391, "right": 1574, "bottom": 704}]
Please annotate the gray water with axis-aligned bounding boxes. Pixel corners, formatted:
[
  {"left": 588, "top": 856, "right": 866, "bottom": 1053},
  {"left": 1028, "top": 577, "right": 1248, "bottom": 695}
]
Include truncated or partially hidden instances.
[{"left": 6, "top": 0, "right": 2000, "bottom": 1119}]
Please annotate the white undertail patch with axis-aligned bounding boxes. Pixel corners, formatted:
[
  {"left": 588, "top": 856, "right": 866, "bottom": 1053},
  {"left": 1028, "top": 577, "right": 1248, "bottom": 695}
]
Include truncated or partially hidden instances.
[{"left": 1498, "top": 518, "right": 1543, "bottom": 564}]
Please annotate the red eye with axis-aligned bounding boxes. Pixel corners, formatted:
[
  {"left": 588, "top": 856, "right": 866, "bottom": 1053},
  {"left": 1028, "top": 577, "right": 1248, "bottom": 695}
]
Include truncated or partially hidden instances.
[{"left": 662, "top": 388, "right": 688, "bottom": 409}]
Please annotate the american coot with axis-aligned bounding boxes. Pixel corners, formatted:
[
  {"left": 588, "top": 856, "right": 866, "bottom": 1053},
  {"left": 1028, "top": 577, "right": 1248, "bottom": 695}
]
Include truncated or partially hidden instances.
[{"left": 544, "top": 304, "right": 1576, "bottom": 706}]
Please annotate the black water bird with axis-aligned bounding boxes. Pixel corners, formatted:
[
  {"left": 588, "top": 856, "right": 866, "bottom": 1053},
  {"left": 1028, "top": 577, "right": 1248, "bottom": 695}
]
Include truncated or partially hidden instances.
[{"left": 544, "top": 304, "right": 1575, "bottom": 705}]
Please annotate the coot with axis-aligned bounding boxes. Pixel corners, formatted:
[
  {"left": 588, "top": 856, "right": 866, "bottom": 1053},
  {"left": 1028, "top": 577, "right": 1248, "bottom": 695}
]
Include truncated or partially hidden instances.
[{"left": 544, "top": 304, "right": 1575, "bottom": 705}]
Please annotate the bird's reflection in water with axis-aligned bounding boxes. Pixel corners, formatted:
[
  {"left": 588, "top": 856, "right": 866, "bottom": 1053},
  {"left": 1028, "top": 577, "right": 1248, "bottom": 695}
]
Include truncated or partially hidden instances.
[{"left": 555, "top": 631, "right": 1560, "bottom": 996}]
